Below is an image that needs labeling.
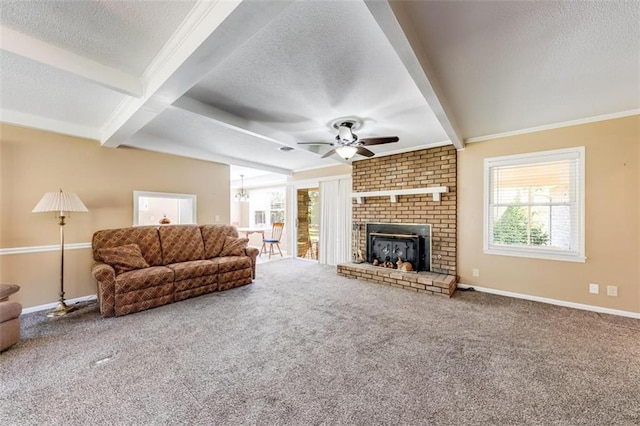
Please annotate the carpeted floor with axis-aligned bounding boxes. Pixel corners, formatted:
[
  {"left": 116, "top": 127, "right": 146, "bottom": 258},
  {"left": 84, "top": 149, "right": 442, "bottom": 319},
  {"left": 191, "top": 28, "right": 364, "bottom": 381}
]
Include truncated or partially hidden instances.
[{"left": 1, "top": 259, "right": 639, "bottom": 425}]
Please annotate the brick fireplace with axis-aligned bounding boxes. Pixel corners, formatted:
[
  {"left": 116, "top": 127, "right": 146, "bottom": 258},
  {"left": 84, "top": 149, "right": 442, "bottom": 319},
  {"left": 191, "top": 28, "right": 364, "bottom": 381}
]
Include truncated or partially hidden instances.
[{"left": 338, "top": 145, "right": 457, "bottom": 297}]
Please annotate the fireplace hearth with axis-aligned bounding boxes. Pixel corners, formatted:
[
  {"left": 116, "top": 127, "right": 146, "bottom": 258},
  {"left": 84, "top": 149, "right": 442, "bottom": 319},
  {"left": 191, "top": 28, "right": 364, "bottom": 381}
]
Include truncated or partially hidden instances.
[{"left": 366, "top": 223, "right": 432, "bottom": 272}]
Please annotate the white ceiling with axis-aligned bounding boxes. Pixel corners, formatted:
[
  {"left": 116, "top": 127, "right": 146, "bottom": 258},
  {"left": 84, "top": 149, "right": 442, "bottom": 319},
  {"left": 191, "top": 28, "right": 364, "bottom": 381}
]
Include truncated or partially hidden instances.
[
  {"left": 1, "top": 0, "right": 638, "bottom": 175},
  {"left": 399, "top": 1, "right": 640, "bottom": 139}
]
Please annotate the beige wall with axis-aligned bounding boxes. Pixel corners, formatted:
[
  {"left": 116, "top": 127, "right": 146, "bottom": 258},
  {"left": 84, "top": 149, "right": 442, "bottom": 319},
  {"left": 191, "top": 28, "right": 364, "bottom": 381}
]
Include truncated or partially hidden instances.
[
  {"left": 0, "top": 124, "right": 230, "bottom": 309},
  {"left": 458, "top": 115, "right": 639, "bottom": 313}
]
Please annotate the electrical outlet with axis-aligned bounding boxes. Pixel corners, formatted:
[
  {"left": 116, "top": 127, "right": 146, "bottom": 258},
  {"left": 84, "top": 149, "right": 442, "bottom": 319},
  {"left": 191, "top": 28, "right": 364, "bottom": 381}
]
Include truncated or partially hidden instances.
[
  {"left": 589, "top": 283, "right": 599, "bottom": 294},
  {"left": 472, "top": 268, "right": 479, "bottom": 277},
  {"left": 214, "top": 215, "right": 220, "bottom": 223},
  {"left": 607, "top": 285, "right": 618, "bottom": 297}
]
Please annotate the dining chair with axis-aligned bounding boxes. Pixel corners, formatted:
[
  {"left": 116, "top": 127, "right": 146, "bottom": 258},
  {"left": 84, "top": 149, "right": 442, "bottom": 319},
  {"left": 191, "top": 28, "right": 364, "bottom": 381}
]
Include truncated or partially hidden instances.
[{"left": 261, "top": 222, "right": 284, "bottom": 259}]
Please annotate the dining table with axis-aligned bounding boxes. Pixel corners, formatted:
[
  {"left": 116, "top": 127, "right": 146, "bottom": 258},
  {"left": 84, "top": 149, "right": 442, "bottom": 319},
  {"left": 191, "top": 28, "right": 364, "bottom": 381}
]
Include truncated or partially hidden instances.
[{"left": 236, "top": 227, "right": 266, "bottom": 239}]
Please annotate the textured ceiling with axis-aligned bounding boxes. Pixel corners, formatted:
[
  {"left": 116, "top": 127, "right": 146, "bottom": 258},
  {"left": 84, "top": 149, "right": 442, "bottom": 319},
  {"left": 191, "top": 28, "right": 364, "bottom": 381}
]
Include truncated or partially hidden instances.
[
  {"left": 400, "top": 1, "right": 640, "bottom": 138},
  {"left": 0, "top": 0, "right": 637, "bottom": 174},
  {"left": 133, "top": 108, "right": 327, "bottom": 172},
  {"left": 0, "top": 51, "right": 126, "bottom": 127},
  {"left": 0, "top": 0, "right": 196, "bottom": 75},
  {"left": 186, "top": 0, "right": 448, "bottom": 151}
]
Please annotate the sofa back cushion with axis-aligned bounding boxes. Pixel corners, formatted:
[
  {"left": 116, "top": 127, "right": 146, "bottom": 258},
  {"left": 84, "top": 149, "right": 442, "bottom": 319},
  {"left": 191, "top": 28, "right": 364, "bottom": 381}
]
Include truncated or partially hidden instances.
[
  {"left": 200, "top": 225, "right": 239, "bottom": 258},
  {"left": 92, "top": 227, "right": 163, "bottom": 266},
  {"left": 158, "top": 225, "right": 205, "bottom": 264},
  {"left": 97, "top": 244, "right": 150, "bottom": 275}
]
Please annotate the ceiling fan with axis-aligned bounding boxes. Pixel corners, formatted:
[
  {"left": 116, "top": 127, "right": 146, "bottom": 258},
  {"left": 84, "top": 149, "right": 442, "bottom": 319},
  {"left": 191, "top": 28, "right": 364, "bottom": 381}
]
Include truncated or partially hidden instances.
[{"left": 297, "top": 118, "right": 399, "bottom": 160}]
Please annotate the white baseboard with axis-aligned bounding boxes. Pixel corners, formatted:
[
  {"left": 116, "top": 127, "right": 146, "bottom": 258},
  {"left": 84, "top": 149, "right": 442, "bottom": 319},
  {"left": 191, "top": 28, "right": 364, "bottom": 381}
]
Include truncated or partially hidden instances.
[
  {"left": 457, "top": 283, "right": 640, "bottom": 319},
  {"left": 21, "top": 294, "right": 97, "bottom": 315}
]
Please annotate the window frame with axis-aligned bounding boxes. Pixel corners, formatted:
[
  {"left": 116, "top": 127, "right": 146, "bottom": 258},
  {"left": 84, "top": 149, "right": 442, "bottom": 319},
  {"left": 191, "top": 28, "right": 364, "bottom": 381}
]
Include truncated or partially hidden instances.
[
  {"left": 133, "top": 191, "right": 197, "bottom": 226},
  {"left": 483, "top": 147, "right": 586, "bottom": 263}
]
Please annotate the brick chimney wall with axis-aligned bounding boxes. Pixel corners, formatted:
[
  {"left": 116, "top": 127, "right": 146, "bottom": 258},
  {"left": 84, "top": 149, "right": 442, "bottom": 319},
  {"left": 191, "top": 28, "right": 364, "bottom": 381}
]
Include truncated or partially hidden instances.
[{"left": 352, "top": 145, "right": 457, "bottom": 275}]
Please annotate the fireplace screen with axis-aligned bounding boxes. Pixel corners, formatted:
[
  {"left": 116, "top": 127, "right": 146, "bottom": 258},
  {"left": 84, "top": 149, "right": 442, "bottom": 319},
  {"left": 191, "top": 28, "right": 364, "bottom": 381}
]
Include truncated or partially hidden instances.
[
  {"left": 369, "top": 233, "right": 419, "bottom": 269},
  {"left": 366, "top": 223, "right": 431, "bottom": 272}
]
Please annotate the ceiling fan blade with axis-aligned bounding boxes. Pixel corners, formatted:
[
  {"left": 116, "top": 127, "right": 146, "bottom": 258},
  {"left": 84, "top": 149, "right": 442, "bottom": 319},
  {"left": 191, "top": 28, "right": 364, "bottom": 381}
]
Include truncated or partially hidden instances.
[
  {"left": 321, "top": 148, "right": 338, "bottom": 159},
  {"left": 359, "top": 136, "right": 399, "bottom": 146},
  {"left": 297, "top": 141, "right": 335, "bottom": 145},
  {"left": 356, "top": 147, "right": 375, "bottom": 157}
]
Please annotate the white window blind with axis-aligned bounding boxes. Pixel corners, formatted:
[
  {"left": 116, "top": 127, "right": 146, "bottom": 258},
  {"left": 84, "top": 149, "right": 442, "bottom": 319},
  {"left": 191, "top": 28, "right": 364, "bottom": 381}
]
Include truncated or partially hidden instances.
[{"left": 484, "top": 147, "right": 585, "bottom": 262}]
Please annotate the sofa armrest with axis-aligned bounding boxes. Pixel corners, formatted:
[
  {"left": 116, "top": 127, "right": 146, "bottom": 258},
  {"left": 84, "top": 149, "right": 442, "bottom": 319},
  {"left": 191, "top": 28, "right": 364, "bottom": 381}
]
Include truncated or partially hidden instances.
[
  {"left": 244, "top": 247, "right": 259, "bottom": 279},
  {"left": 0, "top": 301, "right": 22, "bottom": 323},
  {"left": 92, "top": 262, "right": 116, "bottom": 317}
]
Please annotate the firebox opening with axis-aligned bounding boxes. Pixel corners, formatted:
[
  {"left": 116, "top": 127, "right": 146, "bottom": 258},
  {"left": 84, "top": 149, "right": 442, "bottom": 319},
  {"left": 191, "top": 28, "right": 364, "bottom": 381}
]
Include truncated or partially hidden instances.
[{"left": 366, "top": 223, "right": 432, "bottom": 272}]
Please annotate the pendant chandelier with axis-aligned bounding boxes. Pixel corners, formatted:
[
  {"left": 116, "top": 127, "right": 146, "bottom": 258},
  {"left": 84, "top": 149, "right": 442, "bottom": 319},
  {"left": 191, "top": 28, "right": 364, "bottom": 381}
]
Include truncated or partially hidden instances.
[{"left": 234, "top": 174, "right": 250, "bottom": 202}]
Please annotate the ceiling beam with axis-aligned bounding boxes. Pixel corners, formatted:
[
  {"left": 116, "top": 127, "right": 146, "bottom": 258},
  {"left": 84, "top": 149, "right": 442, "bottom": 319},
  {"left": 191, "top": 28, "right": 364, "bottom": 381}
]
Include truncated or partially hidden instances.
[
  {"left": 101, "top": 0, "right": 296, "bottom": 148},
  {"left": 0, "top": 26, "right": 142, "bottom": 97},
  {"left": 171, "top": 97, "right": 345, "bottom": 161},
  {"left": 127, "top": 132, "right": 293, "bottom": 176},
  {"left": 171, "top": 96, "right": 299, "bottom": 147},
  {"left": 364, "top": 1, "right": 465, "bottom": 150}
]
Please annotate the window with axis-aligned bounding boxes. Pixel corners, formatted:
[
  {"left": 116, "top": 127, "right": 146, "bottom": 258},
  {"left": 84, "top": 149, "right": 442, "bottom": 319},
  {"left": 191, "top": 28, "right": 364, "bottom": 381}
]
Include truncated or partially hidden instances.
[
  {"left": 484, "top": 147, "right": 585, "bottom": 262},
  {"left": 245, "top": 187, "right": 286, "bottom": 228},
  {"left": 133, "top": 191, "right": 197, "bottom": 226},
  {"left": 254, "top": 210, "right": 266, "bottom": 226},
  {"left": 270, "top": 191, "right": 285, "bottom": 224}
]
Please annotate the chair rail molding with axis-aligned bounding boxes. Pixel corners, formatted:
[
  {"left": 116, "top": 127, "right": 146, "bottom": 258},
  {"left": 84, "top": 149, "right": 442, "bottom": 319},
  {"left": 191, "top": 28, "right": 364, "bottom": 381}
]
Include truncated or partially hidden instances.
[{"left": 0, "top": 242, "right": 92, "bottom": 256}]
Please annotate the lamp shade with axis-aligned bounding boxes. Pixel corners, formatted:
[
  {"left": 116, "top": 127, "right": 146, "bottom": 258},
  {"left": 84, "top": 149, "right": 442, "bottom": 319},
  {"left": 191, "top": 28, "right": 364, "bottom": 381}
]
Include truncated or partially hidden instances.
[{"left": 32, "top": 189, "right": 88, "bottom": 214}]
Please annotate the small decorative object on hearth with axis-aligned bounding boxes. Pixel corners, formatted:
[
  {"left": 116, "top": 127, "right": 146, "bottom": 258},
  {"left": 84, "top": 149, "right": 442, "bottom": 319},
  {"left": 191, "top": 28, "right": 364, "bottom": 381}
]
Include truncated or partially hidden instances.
[
  {"left": 352, "top": 248, "right": 365, "bottom": 263},
  {"left": 32, "top": 189, "right": 88, "bottom": 317},
  {"left": 159, "top": 215, "right": 171, "bottom": 225},
  {"left": 372, "top": 258, "right": 379, "bottom": 266},
  {"left": 396, "top": 258, "right": 413, "bottom": 272}
]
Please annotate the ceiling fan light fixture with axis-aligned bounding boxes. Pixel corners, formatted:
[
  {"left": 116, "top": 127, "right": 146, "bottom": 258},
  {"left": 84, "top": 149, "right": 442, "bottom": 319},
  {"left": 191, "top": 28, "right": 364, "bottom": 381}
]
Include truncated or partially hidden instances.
[{"left": 336, "top": 145, "right": 358, "bottom": 160}]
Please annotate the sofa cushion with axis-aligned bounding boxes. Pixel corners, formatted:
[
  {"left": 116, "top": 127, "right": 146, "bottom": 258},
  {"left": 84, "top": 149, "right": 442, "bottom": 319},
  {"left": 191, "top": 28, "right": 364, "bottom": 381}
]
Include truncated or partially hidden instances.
[
  {"left": 167, "top": 260, "right": 218, "bottom": 281},
  {"left": 0, "top": 284, "right": 20, "bottom": 301},
  {"left": 115, "top": 266, "right": 174, "bottom": 293},
  {"left": 200, "top": 225, "right": 239, "bottom": 258},
  {"left": 209, "top": 256, "right": 251, "bottom": 273},
  {"left": 92, "top": 227, "right": 163, "bottom": 266},
  {"left": 98, "top": 244, "right": 150, "bottom": 275},
  {"left": 158, "top": 225, "right": 205, "bottom": 265},
  {"left": 219, "top": 237, "right": 249, "bottom": 257},
  {"left": 115, "top": 283, "right": 174, "bottom": 317}
]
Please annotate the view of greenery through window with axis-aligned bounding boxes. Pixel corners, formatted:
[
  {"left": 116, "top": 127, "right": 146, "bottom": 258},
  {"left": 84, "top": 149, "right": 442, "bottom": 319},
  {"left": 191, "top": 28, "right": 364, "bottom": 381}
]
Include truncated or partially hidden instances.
[
  {"left": 488, "top": 153, "right": 578, "bottom": 255},
  {"left": 492, "top": 205, "right": 549, "bottom": 246}
]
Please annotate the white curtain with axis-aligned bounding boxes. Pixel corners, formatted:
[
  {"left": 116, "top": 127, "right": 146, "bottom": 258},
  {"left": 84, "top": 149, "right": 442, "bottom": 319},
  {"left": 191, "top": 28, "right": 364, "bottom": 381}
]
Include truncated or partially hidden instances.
[{"left": 319, "top": 177, "right": 352, "bottom": 265}]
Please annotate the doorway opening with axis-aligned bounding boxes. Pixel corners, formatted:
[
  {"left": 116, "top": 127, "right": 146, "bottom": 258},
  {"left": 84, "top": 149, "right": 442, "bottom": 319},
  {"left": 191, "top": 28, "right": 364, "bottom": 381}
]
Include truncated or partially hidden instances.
[{"left": 296, "top": 188, "right": 319, "bottom": 260}]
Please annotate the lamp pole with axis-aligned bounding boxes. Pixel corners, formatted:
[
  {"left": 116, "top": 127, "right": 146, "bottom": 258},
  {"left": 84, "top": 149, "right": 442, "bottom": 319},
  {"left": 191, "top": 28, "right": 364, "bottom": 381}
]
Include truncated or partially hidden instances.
[{"left": 48, "top": 213, "right": 75, "bottom": 317}]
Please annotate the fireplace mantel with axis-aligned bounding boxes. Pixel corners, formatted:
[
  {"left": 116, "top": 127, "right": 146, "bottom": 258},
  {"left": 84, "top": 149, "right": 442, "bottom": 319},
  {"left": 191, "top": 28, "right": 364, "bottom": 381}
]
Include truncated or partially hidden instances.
[{"left": 352, "top": 186, "right": 448, "bottom": 203}]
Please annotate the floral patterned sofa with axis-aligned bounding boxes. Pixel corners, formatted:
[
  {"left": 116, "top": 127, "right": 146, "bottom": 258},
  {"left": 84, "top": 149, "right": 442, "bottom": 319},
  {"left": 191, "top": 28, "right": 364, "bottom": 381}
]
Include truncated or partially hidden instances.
[{"left": 91, "top": 225, "right": 258, "bottom": 317}]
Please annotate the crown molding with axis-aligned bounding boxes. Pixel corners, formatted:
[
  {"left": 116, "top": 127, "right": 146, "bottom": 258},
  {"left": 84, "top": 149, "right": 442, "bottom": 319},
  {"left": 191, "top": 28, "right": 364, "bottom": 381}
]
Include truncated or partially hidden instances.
[
  {"left": 0, "top": 109, "right": 100, "bottom": 141},
  {"left": 466, "top": 109, "right": 640, "bottom": 143}
]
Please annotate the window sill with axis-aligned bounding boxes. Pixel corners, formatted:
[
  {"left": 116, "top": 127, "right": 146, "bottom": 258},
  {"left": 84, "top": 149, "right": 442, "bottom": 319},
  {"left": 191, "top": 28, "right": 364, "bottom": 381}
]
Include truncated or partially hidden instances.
[{"left": 484, "top": 248, "right": 586, "bottom": 263}]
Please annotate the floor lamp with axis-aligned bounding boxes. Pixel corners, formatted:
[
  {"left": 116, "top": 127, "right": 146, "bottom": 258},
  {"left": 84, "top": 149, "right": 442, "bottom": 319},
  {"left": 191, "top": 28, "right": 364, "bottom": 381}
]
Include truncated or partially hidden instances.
[{"left": 32, "top": 189, "right": 88, "bottom": 317}]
